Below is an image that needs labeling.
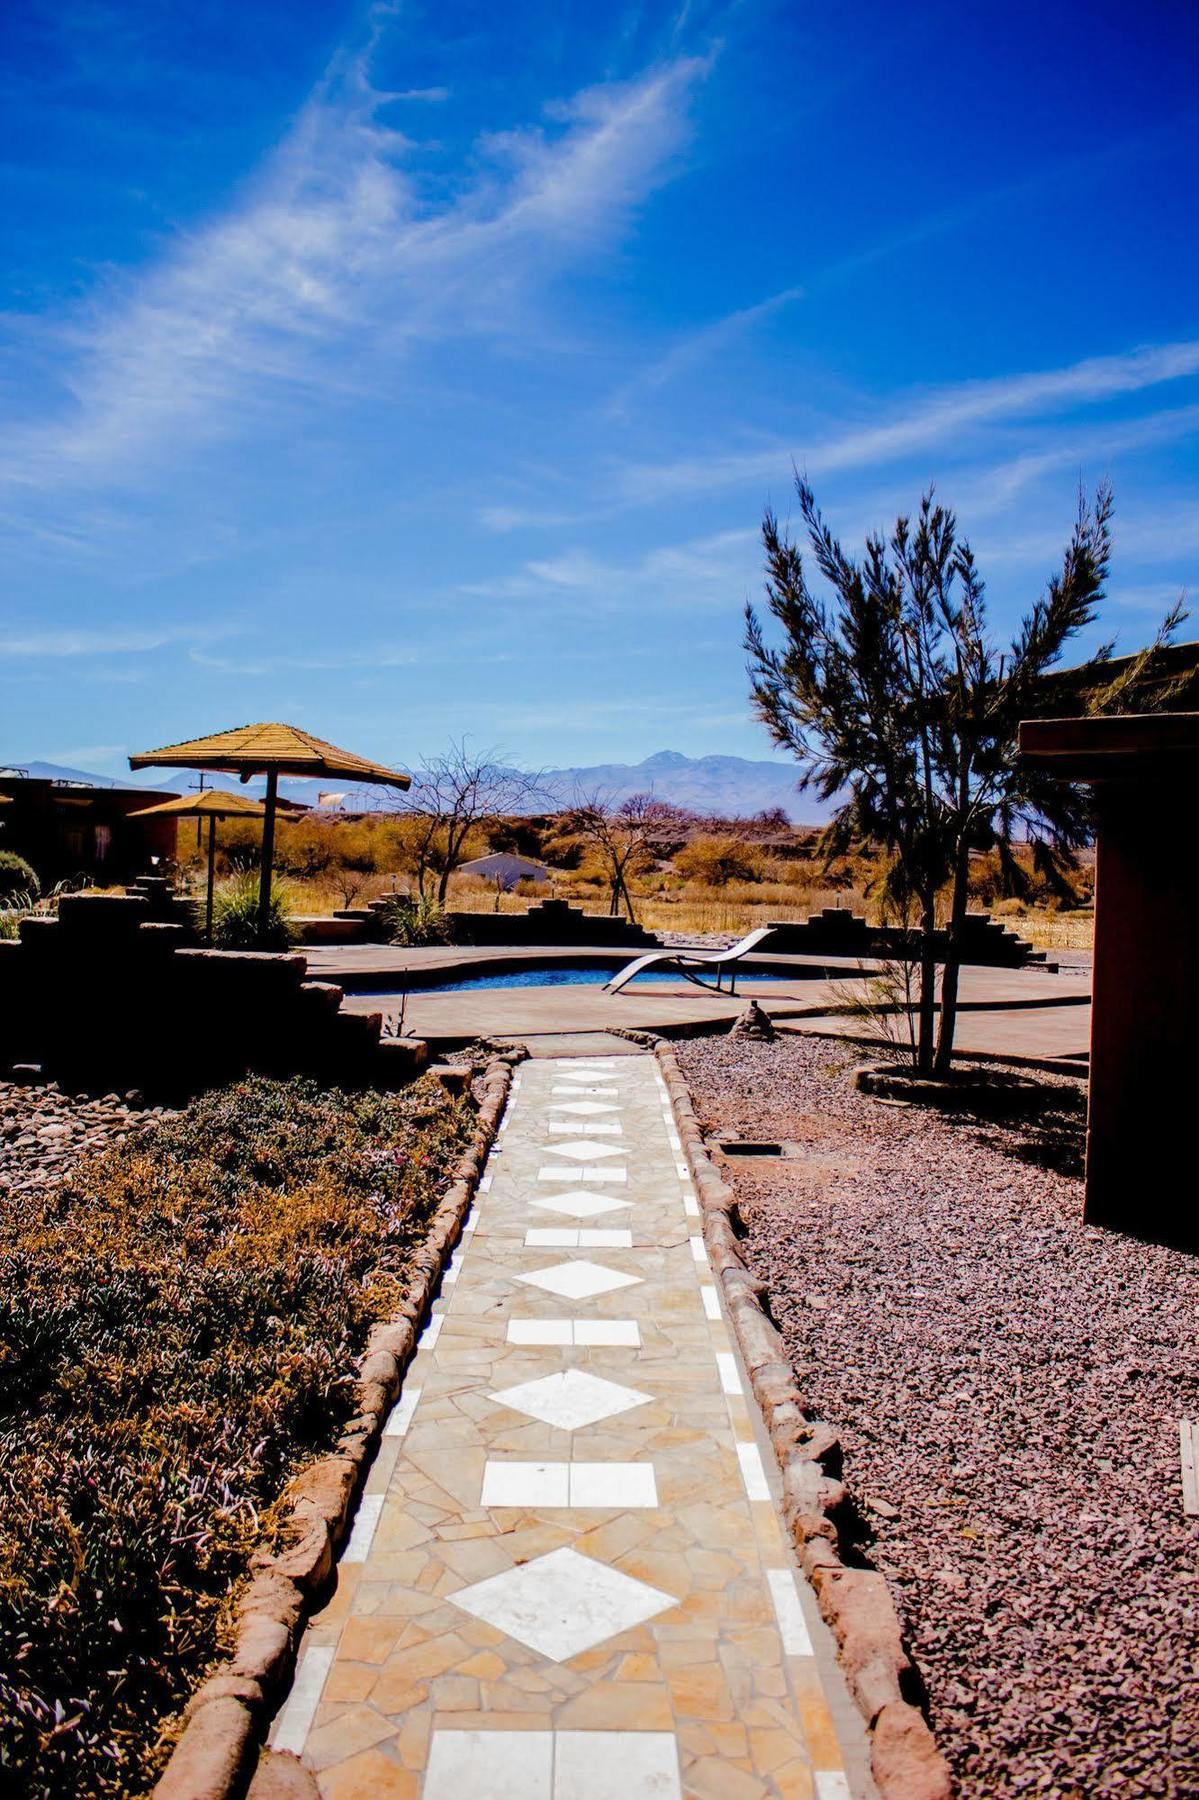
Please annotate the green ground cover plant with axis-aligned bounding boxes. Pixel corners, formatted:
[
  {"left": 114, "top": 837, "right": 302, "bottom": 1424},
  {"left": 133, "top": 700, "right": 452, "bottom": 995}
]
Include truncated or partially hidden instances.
[{"left": 0, "top": 1073, "right": 472, "bottom": 1798}]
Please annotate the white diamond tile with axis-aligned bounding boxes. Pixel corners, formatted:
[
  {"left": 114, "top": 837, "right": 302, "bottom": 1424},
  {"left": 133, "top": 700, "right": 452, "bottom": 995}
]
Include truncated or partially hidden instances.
[
  {"left": 488, "top": 1369, "right": 652, "bottom": 1431},
  {"left": 450, "top": 1545, "right": 675, "bottom": 1662},
  {"left": 530, "top": 1192, "right": 631, "bottom": 1220},
  {"left": 517, "top": 1260, "right": 642, "bottom": 1301}
]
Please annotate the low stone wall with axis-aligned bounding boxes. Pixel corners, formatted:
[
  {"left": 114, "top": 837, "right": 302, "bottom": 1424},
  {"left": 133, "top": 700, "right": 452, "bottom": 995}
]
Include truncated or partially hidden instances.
[
  {"left": 154, "top": 1049, "right": 520, "bottom": 1800},
  {"left": 656, "top": 1042, "right": 953, "bottom": 1800},
  {"left": 0, "top": 894, "right": 425, "bottom": 1099}
]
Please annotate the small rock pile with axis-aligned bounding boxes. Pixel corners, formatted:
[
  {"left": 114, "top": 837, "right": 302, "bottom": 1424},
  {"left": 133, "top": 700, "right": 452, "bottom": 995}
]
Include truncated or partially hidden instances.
[{"left": 0, "top": 1079, "right": 173, "bottom": 1197}]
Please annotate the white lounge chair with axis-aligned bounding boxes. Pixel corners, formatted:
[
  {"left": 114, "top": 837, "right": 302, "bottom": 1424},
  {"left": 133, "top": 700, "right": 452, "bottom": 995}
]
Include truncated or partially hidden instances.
[{"left": 604, "top": 927, "right": 778, "bottom": 996}]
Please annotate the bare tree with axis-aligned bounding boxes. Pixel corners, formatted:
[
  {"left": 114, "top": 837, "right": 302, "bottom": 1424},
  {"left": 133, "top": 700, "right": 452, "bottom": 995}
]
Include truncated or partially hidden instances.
[
  {"left": 402, "top": 740, "right": 546, "bottom": 903},
  {"left": 572, "top": 791, "right": 681, "bottom": 921}
]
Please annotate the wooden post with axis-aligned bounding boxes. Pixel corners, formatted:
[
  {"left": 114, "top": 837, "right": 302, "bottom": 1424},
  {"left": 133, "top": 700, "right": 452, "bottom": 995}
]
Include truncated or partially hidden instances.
[
  {"left": 205, "top": 814, "right": 217, "bottom": 942},
  {"left": 257, "top": 769, "right": 278, "bottom": 945}
]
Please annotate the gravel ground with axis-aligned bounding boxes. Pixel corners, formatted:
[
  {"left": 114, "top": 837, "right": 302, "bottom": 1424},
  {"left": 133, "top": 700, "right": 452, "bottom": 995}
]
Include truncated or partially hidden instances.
[
  {"left": 0, "top": 1078, "right": 171, "bottom": 1198},
  {"left": 678, "top": 1031, "right": 1199, "bottom": 1799}
]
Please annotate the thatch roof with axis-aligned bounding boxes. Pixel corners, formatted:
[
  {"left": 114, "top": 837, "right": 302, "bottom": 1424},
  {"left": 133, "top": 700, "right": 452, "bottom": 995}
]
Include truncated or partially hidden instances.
[{"left": 128, "top": 722, "right": 411, "bottom": 789}]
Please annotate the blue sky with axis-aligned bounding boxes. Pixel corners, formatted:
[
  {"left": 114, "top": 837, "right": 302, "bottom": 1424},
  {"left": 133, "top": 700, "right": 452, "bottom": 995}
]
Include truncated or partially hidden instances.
[{"left": 2, "top": 0, "right": 1198, "bottom": 780}]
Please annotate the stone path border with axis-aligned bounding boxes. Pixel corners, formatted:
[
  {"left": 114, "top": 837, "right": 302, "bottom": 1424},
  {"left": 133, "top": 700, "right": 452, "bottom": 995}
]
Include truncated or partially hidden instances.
[
  {"left": 654, "top": 1043, "right": 952, "bottom": 1800},
  {"left": 154, "top": 1053, "right": 517, "bottom": 1800}
]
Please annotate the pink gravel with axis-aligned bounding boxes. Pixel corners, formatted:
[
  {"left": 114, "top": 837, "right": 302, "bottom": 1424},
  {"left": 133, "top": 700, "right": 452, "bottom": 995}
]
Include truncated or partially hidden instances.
[{"left": 678, "top": 1031, "right": 1199, "bottom": 1799}]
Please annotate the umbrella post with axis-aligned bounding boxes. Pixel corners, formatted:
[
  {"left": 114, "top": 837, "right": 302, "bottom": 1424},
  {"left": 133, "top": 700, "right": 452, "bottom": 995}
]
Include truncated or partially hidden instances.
[
  {"left": 205, "top": 815, "right": 217, "bottom": 942},
  {"left": 257, "top": 769, "right": 278, "bottom": 944}
]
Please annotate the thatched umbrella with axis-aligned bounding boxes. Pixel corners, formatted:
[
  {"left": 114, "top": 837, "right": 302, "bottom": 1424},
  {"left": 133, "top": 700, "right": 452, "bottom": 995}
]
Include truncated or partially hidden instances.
[
  {"left": 129, "top": 723, "right": 411, "bottom": 942},
  {"left": 128, "top": 788, "right": 300, "bottom": 940}
]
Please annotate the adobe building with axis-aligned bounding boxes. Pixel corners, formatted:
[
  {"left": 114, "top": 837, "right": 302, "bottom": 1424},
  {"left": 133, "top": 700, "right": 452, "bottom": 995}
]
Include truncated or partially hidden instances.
[
  {"left": 0, "top": 773, "right": 179, "bottom": 886},
  {"left": 1020, "top": 710, "right": 1199, "bottom": 1246}
]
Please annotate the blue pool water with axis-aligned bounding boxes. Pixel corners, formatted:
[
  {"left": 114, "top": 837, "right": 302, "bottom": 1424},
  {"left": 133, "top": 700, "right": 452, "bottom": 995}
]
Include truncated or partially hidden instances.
[{"left": 381, "top": 965, "right": 797, "bottom": 996}]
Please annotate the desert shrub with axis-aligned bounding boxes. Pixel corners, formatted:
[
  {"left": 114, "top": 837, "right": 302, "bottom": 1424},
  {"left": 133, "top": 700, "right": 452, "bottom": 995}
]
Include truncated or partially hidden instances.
[
  {"left": 0, "top": 851, "right": 39, "bottom": 904},
  {"left": 210, "top": 871, "right": 298, "bottom": 950},
  {"left": 0, "top": 1073, "right": 472, "bottom": 1797},
  {"left": 673, "top": 835, "right": 767, "bottom": 885},
  {"left": 379, "top": 892, "right": 451, "bottom": 946}
]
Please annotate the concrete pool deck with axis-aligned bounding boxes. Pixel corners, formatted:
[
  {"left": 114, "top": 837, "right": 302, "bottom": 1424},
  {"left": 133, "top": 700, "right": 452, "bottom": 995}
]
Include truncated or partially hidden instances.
[{"left": 306, "top": 944, "right": 1093, "bottom": 1066}]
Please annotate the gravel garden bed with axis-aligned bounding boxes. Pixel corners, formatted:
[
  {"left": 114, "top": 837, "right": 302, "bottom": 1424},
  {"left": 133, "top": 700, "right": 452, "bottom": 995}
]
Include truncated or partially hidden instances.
[
  {"left": 0, "top": 1072, "right": 474, "bottom": 1799},
  {"left": 677, "top": 1032, "right": 1199, "bottom": 1799}
]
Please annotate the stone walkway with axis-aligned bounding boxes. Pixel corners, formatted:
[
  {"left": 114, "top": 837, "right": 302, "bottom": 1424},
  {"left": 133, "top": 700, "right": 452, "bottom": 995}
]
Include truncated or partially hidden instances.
[{"left": 269, "top": 1053, "right": 860, "bottom": 1798}]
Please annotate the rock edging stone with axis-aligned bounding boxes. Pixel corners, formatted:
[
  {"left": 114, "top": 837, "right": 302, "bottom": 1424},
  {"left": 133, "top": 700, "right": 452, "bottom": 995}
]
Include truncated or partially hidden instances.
[
  {"left": 655, "top": 1041, "right": 953, "bottom": 1800},
  {"left": 152, "top": 1049, "right": 521, "bottom": 1800}
]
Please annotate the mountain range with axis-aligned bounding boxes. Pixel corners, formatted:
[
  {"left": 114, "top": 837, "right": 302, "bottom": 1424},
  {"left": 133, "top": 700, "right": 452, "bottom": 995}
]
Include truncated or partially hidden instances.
[{"left": 3, "top": 751, "right": 819, "bottom": 823}]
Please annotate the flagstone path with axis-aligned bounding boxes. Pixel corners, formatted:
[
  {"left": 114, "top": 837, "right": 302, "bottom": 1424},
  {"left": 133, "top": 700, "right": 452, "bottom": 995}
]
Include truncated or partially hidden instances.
[{"left": 269, "top": 1053, "right": 862, "bottom": 1799}]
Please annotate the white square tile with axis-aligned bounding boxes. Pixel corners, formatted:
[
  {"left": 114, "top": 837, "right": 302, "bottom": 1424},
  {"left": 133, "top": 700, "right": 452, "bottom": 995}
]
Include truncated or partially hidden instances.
[
  {"left": 575, "top": 1319, "right": 640, "bottom": 1347},
  {"left": 569, "top": 1462, "right": 658, "bottom": 1508},
  {"left": 449, "top": 1545, "right": 676, "bottom": 1661},
  {"left": 340, "top": 1493, "right": 384, "bottom": 1564},
  {"left": 489, "top": 1369, "right": 652, "bottom": 1431},
  {"left": 682, "top": 1193, "right": 699, "bottom": 1217},
  {"left": 531, "top": 1192, "right": 632, "bottom": 1220},
  {"left": 548, "top": 1119, "right": 622, "bottom": 1135},
  {"left": 700, "top": 1286, "right": 720, "bottom": 1321},
  {"left": 269, "top": 1644, "right": 333, "bottom": 1754},
  {"left": 766, "top": 1567, "right": 814, "bottom": 1656},
  {"left": 689, "top": 1236, "right": 707, "bottom": 1264},
  {"left": 481, "top": 1460, "right": 570, "bottom": 1508},
  {"left": 424, "top": 1729, "right": 553, "bottom": 1800},
  {"left": 815, "top": 1775, "right": 852, "bottom": 1800},
  {"left": 518, "top": 1260, "right": 642, "bottom": 1301},
  {"left": 556, "top": 1058, "right": 618, "bottom": 1068},
  {"left": 579, "top": 1228, "right": 632, "bottom": 1248},
  {"left": 737, "top": 1441, "right": 771, "bottom": 1502},
  {"left": 383, "top": 1383, "right": 422, "bottom": 1437},
  {"left": 550, "top": 1100, "right": 621, "bottom": 1115},
  {"left": 715, "top": 1353, "right": 740, "bottom": 1396},
  {"left": 539, "top": 1166, "right": 627, "bottom": 1183},
  {"left": 554, "top": 1731, "right": 682, "bottom": 1800},
  {"left": 544, "top": 1139, "right": 626, "bottom": 1160},
  {"left": 675, "top": 1162, "right": 690, "bottom": 1179},
  {"left": 421, "top": 1312, "right": 445, "bottom": 1347},
  {"left": 553, "top": 1085, "right": 618, "bottom": 1097},
  {"left": 526, "top": 1228, "right": 584, "bottom": 1248},
  {"left": 508, "top": 1318, "right": 574, "bottom": 1346}
]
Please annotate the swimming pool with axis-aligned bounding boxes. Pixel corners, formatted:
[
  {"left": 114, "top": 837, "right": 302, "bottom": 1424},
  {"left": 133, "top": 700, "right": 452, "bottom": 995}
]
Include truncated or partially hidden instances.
[{"left": 374, "top": 965, "right": 798, "bottom": 996}]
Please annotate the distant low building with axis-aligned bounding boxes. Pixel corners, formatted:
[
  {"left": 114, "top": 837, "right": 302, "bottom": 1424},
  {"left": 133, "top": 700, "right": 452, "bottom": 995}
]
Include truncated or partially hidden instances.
[
  {"left": 459, "top": 851, "right": 550, "bottom": 890},
  {"left": 0, "top": 773, "right": 179, "bottom": 885}
]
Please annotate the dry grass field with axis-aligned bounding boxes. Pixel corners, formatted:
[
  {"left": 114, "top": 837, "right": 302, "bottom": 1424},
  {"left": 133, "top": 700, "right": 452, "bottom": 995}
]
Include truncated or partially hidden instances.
[{"left": 176, "top": 813, "right": 1095, "bottom": 953}]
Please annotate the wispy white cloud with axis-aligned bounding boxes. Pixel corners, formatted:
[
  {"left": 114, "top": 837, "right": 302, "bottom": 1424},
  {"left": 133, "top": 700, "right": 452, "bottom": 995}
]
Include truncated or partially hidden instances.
[
  {"left": 604, "top": 281, "right": 805, "bottom": 418},
  {"left": 2, "top": 42, "right": 705, "bottom": 493},
  {"left": 617, "top": 338, "right": 1199, "bottom": 502},
  {"left": 0, "top": 622, "right": 233, "bottom": 656},
  {"left": 460, "top": 522, "right": 757, "bottom": 606}
]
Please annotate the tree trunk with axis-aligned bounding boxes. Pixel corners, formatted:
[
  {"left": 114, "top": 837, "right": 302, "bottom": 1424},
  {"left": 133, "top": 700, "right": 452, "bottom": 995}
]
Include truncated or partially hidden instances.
[
  {"left": 934, "top": 849, "right": 970, "bottom": 1074},
  {"left": 916, "top": 896, "right": 937, "bottom": 1074}
]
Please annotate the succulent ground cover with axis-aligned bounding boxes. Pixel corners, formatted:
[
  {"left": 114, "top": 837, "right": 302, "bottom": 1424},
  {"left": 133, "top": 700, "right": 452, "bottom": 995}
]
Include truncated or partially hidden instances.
[
  {"left": 678, "top": 1031, "right": 1199, "bottom": 1799},
  {"left": 0, "top": 1073, "right": 472, "bottom": 1799}
]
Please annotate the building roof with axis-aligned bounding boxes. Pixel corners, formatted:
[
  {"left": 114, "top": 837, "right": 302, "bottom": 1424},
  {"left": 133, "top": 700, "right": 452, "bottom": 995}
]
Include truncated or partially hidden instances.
[
  {"left": 126, "top": 789, "right": 300, "bottom": 821},
  {"left": 128, "top": 722, "right": 411, "bottom": 789}
]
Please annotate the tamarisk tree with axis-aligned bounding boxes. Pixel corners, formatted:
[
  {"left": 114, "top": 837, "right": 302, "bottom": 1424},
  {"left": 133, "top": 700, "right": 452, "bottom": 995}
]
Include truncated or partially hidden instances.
[{"left": 745, "top": 476, "right": 1182, "bottom": 1074}]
